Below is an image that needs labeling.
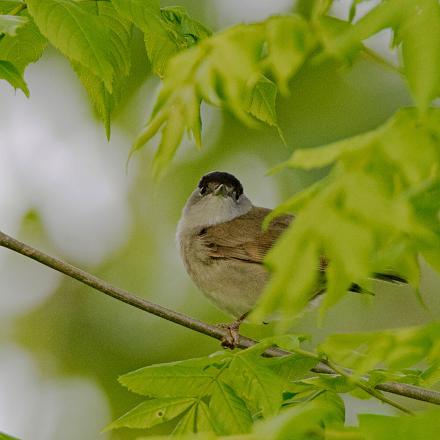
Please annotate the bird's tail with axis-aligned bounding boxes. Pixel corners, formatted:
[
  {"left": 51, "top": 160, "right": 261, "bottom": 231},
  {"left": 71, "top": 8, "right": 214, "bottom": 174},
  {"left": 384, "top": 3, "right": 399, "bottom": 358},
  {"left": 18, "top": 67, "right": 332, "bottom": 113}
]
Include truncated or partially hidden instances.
[
  {"left": 373, "top": 272, "right": 407, "bottom": 284},
  {"left": 349, "top": 273, "right": 407, "bottom": 296}
]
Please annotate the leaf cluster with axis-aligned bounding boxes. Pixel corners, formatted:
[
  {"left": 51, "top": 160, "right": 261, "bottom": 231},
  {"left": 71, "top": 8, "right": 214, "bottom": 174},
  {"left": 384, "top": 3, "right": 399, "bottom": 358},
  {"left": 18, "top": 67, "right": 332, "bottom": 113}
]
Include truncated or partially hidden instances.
[
  {"left": 253, "top": 108, "right": 440, "bottom": 325},
  {"left": 110, "top": 324, "right": 440, "bottom": 437},
  {"left": 0, "top": 0, "right": 209, "bottom": 138},
  {"left": 109, "top": 336, "right": 320, "bottom": 436}
]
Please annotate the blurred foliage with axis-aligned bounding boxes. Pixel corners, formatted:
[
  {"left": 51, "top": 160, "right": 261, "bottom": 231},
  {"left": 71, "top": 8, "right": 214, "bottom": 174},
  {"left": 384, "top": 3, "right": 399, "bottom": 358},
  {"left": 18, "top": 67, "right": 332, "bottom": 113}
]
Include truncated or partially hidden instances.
[{"left": 1, "top": 0, "right": 440, "bottom": 439}]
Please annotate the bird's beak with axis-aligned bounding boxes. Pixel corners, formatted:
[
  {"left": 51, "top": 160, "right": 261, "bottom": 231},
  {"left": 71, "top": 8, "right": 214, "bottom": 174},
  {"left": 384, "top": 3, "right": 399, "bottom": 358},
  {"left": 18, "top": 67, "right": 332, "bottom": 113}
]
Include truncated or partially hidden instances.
[{"left": 214, "top": 184, "right": 228, "bottom": 197}]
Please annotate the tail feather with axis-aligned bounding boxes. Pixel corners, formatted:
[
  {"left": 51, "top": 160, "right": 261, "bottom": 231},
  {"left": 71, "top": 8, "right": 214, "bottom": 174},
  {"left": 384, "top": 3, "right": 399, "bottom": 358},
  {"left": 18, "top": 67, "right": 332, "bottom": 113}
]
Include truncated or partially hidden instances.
[{"left": 373, "top": 273, "right": 407, "bottom": 284}]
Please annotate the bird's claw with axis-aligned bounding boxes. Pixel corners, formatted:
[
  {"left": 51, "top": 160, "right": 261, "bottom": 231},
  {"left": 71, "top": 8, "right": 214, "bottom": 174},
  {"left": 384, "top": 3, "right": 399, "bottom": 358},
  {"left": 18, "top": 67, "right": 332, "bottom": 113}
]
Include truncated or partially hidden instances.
[
  {"left": 218, "top": 322, "right": 241, "bottom": 349},
  {"left": 217, "top": 313, "right": 248, "bottom": 349}
]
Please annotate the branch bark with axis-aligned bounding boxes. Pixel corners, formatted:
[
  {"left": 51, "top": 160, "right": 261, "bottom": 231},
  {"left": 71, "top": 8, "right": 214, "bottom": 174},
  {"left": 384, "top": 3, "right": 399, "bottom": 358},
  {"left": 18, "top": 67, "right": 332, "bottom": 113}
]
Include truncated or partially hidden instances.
[{"left": 1, "top": 229, "right": 439, "bottom": 406}]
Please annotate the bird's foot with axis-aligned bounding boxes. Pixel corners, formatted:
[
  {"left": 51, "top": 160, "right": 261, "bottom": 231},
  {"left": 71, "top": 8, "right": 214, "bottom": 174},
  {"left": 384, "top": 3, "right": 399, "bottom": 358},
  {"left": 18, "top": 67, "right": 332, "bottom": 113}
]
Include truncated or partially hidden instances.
[{"left": 217, "top": 313, "right": 248, "bottom": 349}]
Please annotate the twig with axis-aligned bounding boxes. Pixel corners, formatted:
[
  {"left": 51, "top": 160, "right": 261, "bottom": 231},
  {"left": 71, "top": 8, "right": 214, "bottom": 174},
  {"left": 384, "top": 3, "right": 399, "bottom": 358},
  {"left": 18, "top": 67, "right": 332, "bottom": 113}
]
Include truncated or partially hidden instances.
[{"left": 1, "top": 229, "right": 440, "bottom": 407}]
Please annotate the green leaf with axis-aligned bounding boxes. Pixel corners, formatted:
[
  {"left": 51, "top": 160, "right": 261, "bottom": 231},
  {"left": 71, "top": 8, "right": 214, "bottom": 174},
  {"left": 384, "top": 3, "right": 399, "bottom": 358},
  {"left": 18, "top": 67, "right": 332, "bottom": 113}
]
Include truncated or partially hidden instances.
[
  {"left": 226, "top": 350, "right": 284, "bottom": 417},
  {"left": 151, "top": 103, "right": 187, "bottom": 180},
  {"left": 0, "top": 11, "right": 47, "bottom": 73},
  {"left": 172, "top": 402, "right": 198, "bottom": 435},
  {"left": 111, "top": 0, "right": 160, "bottom": 32},
  {"left": 251, "top": 228, "right": 320, "bottom": 326},
  {"left": 195, "top": 400, "right": 219, "bottom": 433},
  {"left": 0, "top": 433, "right": 20, "bottom": 440},
  {"left": 358, "top": 409, "right": 440, "bottom": 440},
  {"left": 282, "top": 130, "right": 378, "bottom": 170},
  {"left": 264, "top": 15, "right": 315, "bottom": 95},
  {"left": 70, "top": 1, "right": 132, "bottom": 138},
  {"left": 246, "top": 75, "right": 278, "bottom": 127},
  {"left": 118, "top": 355, "right": 228, "bottom": 397},
  {"left": 302, "top": 374, "right": 357, "bottom": 394},
  {"left": 132, "top": 14, "right": 315, "bottom": 175},
  {"left": 0, "top": 59, "right": 28, "bottom": 95},
  {"left": 113, "top": 0, "right": 210, "bottom": 77},
  {"left": 172, "top": 400, "right": 218, "bottom": 435},
  {"left": 254, "top": 108, "right": 440, "bottom": 326},
  {"left": 255, "top": 391, "right": 345, "bottom": 439},
  {"left": 267, "top": 354, "right": 319, "bottom": 384},
  {"left": 320, "top": 323, "right": 440, "bottom": 375},
  {"left": 209, "top": 382, "right": 253, "bottom": 434},
  {"left": 107, "top": 397, "right": 196, "bottom": 430},
  {"left": 323, "top": 0, "right": 440, "bottom": 111},
  {"left": 0, "top": 14, "right": 27, "bottom": 36},
  {"left": 398, "top": 0, "right": 440, "bottom": 113},
  {"left": 150, "top": 6, "right": 210, "bottom": 77},
  {"left": 26, "top": 0, "right": 122, "bottom": 91}
]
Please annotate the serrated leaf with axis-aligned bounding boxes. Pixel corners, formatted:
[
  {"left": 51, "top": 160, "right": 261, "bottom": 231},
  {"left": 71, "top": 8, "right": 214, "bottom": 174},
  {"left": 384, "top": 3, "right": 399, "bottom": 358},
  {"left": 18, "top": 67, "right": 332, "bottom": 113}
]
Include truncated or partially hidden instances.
[
  {"left": 132, "top": 15, "right": 314, "bottom": 172},
  {"left": 283, "top": 130, "right": 378, "bottom": 170},
  {"left": 302, "top": 374, "right": 356, "bottom": 394},
  {"left": 255, "top": 391, "right": 345, "bottom": 439},
  {"left": 256, "top": 108, "right": 440, "bottom": 326},
  {"left": 267, "top": 354, "right": 318, "bottom": 384},
  {"left": 0, "top": 59, "right": 28, "bottom": 95},
  {"left": 150, "top": 6, "right": 210, "bottom": 77},
  {"left": 0, "top": 14, "right": 27, "bottom": 36},
  {"left": 251, "top": 229, "right": 320, "bottom": 326},
  {"left": 118, "top": 355, "right": 229, "bottom": 397},
  {"left": 107, "top": 397, "right": 196, "bottom": 430},
  {"left": 0, "top": 11, "right": 47, "bottom": 73},
  {"left": 399, "top": 0, "right": 440, "bottom": 113},
  {"left": 151, "top": 103, "right": 186, "bottom": 180},
  {"left": 172, "top": 402, "right": 197, "bottom": 435},
  {"left": 26, "top": 0, "right": 120, "bottom": 91},
  {"left": 113, "top": 0, "right": 210, "bottom": 77},
  {"left": 226, "top": 351, "right": 284, "bottom": 417},
  {"left": 195, "top": 400, "right": 219, "bottom": 433},
  {"left": 209, "top": 382, "right": 253, "bottom": 434},
  {"left": 265, "top": 15, "right": 314, "bottom": 94},
  {"left": 320, "top": 323, "right": 440, "bottom": 375},
  {"left": 359, "top": 409, "right": 440, "bottom": 440},
  {"left": 172, "top": 400, "right": 218, "bottom": 435},
  {"left": 323, "top": 0, "right": 440, "bottom": 111},
  {"left": 71, "top": 1, "right": 132, "bottom": 138},
  {"left": 111, "top": 0, "right": 160, "bottom": 30},
  {"left": 246, "top": 75, "right": 278, "bottom": 127}
]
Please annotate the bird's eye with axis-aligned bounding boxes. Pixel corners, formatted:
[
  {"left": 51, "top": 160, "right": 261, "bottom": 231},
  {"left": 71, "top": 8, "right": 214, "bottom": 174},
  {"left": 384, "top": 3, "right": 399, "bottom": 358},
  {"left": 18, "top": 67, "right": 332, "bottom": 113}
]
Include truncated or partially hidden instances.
[{"left": 200, "top": 187, "right": 207, "bottom": 195}]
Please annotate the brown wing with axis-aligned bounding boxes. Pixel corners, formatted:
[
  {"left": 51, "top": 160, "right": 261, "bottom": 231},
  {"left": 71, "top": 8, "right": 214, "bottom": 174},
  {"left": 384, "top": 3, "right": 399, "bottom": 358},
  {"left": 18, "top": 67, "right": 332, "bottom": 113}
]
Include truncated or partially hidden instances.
[{"left": 200, "top": 207, "right": 293, "bottom": 264}]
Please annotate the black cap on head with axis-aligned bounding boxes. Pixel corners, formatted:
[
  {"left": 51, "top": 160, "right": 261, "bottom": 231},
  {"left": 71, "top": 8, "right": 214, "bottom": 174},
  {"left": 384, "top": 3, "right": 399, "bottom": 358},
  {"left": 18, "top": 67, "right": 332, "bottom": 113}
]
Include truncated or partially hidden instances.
[{"left": 198, "top": 171, "right": 243, "bottom": 198}]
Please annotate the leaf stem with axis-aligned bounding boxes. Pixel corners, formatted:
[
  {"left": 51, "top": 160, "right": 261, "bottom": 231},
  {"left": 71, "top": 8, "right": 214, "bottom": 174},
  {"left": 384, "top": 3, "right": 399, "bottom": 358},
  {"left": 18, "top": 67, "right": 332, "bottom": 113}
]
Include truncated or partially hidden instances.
[
  {"left": 0, "top": 229, "right": 439, "bottom": 407},
  {"left": 322, "top": 358, "right": 413, "bottom": 414},
  {"left": 286, "top": 347, "right": 412, "bottom": 414},
  {"left": 8, "top": 2, "right": 27, "bottom": 16},
  {"left": 362, "top": 47, "right": 404, "bottom": 76}
]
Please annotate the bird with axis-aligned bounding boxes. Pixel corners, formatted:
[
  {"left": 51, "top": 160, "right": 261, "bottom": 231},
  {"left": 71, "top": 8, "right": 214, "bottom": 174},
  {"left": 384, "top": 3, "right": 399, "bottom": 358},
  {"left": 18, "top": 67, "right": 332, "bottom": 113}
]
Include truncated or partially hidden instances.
[{"left": 176, "top": 171, "right": 405, "bottom": 348}]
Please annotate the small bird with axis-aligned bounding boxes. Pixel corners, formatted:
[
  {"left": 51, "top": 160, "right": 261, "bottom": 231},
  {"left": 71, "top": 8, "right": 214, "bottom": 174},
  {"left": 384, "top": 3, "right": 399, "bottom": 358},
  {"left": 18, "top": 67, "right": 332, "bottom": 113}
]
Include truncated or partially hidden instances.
[{"left": 176, "top": 171, "right": 405, "bottom": 347}]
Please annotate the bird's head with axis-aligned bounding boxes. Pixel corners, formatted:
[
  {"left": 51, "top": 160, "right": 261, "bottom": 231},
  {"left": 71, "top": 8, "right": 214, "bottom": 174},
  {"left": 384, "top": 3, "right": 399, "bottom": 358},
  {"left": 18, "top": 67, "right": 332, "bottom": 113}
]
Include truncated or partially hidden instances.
[{"left": 180, "top": 171, "right": 252, "bottom": 228}]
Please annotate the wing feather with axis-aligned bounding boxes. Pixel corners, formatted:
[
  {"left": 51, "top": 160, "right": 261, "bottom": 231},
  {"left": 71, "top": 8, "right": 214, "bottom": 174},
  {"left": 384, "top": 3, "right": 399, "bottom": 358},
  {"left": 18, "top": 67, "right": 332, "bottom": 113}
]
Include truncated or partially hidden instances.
[{"left": 201, "top": 207, "right": 293, "bottom": 264}]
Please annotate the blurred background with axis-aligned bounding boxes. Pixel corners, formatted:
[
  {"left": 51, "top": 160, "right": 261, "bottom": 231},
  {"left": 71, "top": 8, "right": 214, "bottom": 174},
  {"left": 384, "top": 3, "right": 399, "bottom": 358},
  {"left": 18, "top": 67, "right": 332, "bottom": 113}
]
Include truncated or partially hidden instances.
[{"left": 1, "top": 1, "right": 439, "bottom": 439}]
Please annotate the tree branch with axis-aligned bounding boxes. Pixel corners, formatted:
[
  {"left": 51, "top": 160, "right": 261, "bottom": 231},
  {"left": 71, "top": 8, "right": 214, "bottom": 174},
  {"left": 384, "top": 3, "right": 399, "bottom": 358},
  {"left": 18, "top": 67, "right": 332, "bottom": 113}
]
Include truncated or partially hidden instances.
[{"left": 1, "top": 229, "right": 440, "bottom": 406}]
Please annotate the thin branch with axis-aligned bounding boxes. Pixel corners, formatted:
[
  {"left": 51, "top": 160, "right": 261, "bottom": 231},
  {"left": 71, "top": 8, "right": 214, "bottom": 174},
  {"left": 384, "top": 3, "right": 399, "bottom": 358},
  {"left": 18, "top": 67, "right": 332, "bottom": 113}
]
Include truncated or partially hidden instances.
[{"left": 1, "top": 229, "right": 440, "bottom": 407}]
